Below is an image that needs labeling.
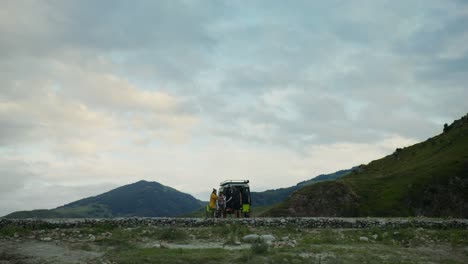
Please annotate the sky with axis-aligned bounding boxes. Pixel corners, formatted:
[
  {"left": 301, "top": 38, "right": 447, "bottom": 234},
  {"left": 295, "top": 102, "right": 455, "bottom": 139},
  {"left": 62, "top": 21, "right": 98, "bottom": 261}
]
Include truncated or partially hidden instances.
[{"left": 1, "top": 0, "right": 468, "bottom": 216}]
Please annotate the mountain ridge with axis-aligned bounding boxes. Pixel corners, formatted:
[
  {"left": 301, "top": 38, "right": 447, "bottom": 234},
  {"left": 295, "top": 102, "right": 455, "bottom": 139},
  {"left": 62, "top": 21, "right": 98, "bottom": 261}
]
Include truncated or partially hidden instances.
[
  {"left": 4, "top": 180, "right": 204, "bottom": 218},
  {"left": 251, "top": 168, "right": 353, "bottom": 207},
  {"left": 264, "top": 113, "right": 468, "bottom": 217}
]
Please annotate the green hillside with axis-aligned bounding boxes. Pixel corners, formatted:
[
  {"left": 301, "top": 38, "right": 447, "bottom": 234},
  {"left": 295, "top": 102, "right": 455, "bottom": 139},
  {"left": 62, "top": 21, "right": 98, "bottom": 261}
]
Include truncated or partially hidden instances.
[
  {"left": 265, "top": 114, "right": 468, "bottom": 217},
  {"left": 158, "top": 169, "right": 353, "bottom": 218},
  {"left": 251, "top": 168, "right": 353, "bottom": 207},
  {"left": 4, "top": 180, "right": 204, "bottom": 218}
]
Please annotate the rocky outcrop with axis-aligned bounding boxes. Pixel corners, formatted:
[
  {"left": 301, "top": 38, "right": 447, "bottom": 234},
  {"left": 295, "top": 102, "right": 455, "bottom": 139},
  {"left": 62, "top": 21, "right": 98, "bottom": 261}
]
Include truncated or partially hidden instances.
[
  {"left": 286, "top": 181, "right": 359, "bottom": 217},
  {"left": 1, "top": 217, "right": 467, "bottom": 230},
  {"left": 410, "top": 174, "right": 468, "bottom": 217}
]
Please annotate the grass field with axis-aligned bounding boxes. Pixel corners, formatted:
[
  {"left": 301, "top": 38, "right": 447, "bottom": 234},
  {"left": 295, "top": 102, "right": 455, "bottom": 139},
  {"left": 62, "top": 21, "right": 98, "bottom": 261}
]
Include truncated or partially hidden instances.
[{"left": 1, "top": 221, "right": 467, "bottom": 263}]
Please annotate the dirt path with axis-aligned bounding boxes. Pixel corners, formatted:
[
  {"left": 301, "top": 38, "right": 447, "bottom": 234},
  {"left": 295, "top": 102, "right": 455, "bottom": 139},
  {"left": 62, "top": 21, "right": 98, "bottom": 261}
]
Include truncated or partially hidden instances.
[{"left": 0, "top": 240, "right": 105, "bottom": 264}]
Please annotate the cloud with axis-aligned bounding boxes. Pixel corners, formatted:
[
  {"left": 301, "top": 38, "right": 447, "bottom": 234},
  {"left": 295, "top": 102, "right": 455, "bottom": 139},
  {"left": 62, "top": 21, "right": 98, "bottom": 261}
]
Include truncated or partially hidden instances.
[
  {"left": 0, "top": 56, "right": 199, "bottom": 148},
  {"left": 0, "top": 0, "right": 467, "bottom": 214},
  {"left": 0, "top": 159, "right": 34, "bottom": 194}
]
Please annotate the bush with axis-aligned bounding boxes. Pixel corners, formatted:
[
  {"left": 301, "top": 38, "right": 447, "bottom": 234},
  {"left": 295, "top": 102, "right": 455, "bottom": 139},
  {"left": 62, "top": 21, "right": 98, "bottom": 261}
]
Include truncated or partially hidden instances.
[
  {"left": 0, "top": 225, "right": 32, "bottom": 237},
  {"left": 158, "top": 227, "right": 187, "bottom": 241},
  {"left": 220, "top": 224, "right": 249, "bottom": 245},
  {"left": 443, "top": 123, "right": 450, "bottom": 133},
  {"left": 251, "top": 238, "right": 269, "bottom": 254}
]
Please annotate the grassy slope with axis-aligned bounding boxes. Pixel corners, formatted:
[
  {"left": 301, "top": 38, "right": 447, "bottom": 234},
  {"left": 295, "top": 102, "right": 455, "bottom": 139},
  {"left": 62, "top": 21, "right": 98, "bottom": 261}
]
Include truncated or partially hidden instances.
[
  {"left": 4, "top": 180, "right": 204, "bottom": 218},
  {"left": 251, "top": 168, "right": 353, "bottom": 207},
  {"left": 346, "top": 114, "right": 468, "bottom": 216},
  {"left": 63, "top": 180, "right": 204, "bottom": 216},
  {"left": 266, "top": 114, "right": 468, "bottom": 217},
  {"left": 6, "top": 204, "right": 113, "bottom": 219}
]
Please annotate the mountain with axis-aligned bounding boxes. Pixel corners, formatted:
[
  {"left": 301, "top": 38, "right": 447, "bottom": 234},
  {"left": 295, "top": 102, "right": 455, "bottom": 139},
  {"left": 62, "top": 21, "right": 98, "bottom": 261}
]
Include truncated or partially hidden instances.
[
  {"left": 4, "top": 180, "right": 204, "bottom": 218},
  {"left": 251, "top": 168, "right": 353, "bottom": 207},
  {"left": 264, "top": 114, "right": 468, "bottom": 218}
]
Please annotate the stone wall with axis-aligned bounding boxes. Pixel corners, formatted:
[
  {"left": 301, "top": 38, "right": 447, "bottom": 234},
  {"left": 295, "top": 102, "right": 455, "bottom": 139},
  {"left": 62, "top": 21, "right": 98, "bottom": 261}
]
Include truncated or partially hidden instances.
[{"left": 1, "top": 217, "right": 468, "bottom": 230}]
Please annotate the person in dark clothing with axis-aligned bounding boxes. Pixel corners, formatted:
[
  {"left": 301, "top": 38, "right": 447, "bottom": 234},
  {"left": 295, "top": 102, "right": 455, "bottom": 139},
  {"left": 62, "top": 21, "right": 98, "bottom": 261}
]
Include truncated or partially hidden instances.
[
  {"left": 225, "top": 187, "right": 233, "bottom": 216},
  {"left": 231, "top": 186, "right": 242, "bottom": 218}
]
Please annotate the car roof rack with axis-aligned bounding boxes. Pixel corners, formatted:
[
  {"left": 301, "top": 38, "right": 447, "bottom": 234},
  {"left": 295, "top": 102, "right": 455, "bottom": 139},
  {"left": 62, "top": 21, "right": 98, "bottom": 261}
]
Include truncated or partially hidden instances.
[{"left": 220, "top": 180, "right": 249, "bottom": 186}]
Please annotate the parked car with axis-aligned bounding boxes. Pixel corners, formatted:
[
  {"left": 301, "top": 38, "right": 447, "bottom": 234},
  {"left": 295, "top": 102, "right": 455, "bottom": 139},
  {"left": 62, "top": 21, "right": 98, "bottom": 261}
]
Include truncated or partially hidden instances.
[{"left": 219, "top": 180, "right": 251, "bottom": 217}]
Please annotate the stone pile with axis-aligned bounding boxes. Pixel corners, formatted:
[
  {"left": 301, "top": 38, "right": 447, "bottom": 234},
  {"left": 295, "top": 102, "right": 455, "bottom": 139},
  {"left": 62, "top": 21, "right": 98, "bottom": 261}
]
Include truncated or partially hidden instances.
[
  {"left": 1, "top": 217, "right": 467, "bottom": 230},
  {"left": 0, "top": 227, "right": 114, "bottom": 244}
]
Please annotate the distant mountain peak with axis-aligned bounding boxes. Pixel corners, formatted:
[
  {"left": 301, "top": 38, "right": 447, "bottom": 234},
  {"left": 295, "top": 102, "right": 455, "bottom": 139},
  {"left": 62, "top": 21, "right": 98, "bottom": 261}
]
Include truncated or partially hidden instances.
[{"left": 4, "top": 180, "right": 203, "bottom": 219}]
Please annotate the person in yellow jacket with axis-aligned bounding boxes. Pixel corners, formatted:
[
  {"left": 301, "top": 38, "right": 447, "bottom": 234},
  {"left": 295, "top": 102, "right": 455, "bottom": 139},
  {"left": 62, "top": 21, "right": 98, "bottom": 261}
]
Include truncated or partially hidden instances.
[{"left": 209, "top": 188, "right": 218, "bottom": 218}]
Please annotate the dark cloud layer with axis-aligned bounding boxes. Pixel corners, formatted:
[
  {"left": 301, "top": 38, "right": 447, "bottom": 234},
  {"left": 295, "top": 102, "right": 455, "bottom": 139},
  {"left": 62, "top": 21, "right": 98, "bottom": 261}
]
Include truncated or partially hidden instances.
[{"left": 1, "top": 0, "right": 467, "bottom": 145}]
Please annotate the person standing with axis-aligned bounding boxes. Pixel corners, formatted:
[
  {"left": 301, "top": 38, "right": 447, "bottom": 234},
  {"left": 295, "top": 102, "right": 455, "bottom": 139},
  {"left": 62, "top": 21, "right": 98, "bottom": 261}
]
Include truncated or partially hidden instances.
[
  {"left": 241, "top": 187, "right": 250, "bottom": 218},
  {"left": 209, "top": 188, "right": 218, "bottom": 218},
  {"left": 225, "top": 187, "right": 233, "bottom": 216},
  {"left": 217, "top": 191, "right": 226, "bottom": 218},
  {"left": 231, "top": 187, "right": 242, "bottom": 218}
]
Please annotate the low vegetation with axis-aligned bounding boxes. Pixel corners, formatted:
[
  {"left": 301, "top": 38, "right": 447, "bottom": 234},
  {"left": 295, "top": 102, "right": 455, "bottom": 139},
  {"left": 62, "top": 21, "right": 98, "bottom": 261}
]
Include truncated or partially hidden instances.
[
  {"left": 265, "top": 114, "right": 468, "bottom": 218},
  {"left": 251, "top": 168, "right": 353, "bottom": 207},
  {"left": 1, "top": 222, "right": 467, "bottom": 263}
]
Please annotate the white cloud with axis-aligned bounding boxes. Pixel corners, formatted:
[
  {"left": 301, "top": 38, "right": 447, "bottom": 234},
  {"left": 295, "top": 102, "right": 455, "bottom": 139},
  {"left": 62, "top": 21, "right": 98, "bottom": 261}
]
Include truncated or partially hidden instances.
[{"left": 0, "top": 0, "right": 467, "bottom": 215}]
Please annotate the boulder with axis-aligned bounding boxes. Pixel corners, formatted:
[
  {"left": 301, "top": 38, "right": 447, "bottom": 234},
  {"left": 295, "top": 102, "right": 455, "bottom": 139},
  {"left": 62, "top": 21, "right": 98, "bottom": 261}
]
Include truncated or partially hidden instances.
[
  {"left": 242, "top": 234, "right": 260, "bottom": 242},
  {"left": 261, "top": 234, "right": 276, "bottom": 242},
  {"left": 242, "top": 234, "right": 276, "bottom": 243}
]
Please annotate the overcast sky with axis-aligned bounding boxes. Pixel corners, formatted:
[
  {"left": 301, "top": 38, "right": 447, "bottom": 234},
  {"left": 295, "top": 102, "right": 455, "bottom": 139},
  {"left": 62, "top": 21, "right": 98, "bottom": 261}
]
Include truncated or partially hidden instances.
[{"left": 1, "top": 0, "right": 468, "bottom": 216}]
